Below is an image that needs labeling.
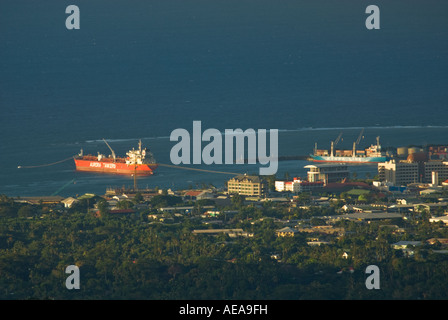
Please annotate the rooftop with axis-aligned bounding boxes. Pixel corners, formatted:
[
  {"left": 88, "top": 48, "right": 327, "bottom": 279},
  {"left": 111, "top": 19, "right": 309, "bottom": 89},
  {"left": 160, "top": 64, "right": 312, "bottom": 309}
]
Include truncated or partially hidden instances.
[
  {"left": 332, "top": 212, "right": 403, "bottom": 221},
  {"left": 229, "top": 174, "right": 263, "bottom": 183},
  {"left": 304, "top": 164, "right": 349, "bottom": 169}
]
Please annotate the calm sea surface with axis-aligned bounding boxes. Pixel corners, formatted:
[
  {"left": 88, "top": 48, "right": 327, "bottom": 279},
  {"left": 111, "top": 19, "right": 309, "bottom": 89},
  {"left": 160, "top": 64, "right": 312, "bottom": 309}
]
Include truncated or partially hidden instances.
[{"left": 0, "top": 1, "right": 447, "bottom": 196}]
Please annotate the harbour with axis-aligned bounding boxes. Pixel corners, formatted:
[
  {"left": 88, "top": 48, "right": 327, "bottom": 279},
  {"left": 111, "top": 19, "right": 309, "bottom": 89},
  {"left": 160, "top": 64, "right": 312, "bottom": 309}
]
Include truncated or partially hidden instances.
[{"left": 6, "top": 126, "right": 448, "bottom": 197}]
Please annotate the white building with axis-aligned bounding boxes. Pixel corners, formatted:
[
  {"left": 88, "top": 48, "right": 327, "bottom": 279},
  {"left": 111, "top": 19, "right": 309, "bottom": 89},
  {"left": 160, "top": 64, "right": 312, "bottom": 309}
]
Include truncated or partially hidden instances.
[
  {"left": 275, "top": 178, "right": 302, "bottom": 192},
  {"left": 61, "top": 197, "right": 79, "bottom": 208},
  {"left": 378, "top": 160, "right": 419, "bottom": 186},
  {"left": 429, "top": 216, "right": 448, "bottom": 225},
  {"left": 275, "top": 178, "right": 323, "bottom": 193},
  {"left": 378, "top": 159, "right": 448, "bottom": 186}
]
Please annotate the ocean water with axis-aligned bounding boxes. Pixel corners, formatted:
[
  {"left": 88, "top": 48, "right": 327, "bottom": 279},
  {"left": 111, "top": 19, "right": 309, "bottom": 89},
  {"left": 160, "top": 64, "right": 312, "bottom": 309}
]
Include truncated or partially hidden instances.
[{"left": 0, "top": 1, "right": 447, "bottom": 197}]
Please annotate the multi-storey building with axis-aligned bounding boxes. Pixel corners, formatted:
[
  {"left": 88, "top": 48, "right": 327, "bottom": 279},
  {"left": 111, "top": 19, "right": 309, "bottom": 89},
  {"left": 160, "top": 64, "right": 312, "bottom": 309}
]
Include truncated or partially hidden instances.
[
  {"left": 378, "top": 159, "right": 448, "bottom": 186},
  {"left": 227, "top": 174, "right": 267, "bottom": 197},
  {"left": 304, "top": 164, "right": 349, "bottom": 184},
  {"left": 275, "top": 178, "right": 324, "bottom": 193},
  {"left": 378, "top": 160, "right": 419, "bottom": 186},
  {"left": 423, "top": 160, "right": 448, "bottom": 184}
]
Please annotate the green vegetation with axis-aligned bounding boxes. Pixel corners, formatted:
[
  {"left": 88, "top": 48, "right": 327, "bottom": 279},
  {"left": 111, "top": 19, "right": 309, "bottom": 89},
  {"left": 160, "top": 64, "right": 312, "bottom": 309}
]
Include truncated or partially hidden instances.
[{"left": 1, "top": 192, "right": 448, "bottom": 300}]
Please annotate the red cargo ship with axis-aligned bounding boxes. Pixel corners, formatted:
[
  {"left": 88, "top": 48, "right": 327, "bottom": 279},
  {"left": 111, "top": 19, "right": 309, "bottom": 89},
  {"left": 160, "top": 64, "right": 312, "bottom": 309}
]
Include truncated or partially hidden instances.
[{"left": 74, "top": 139, "right": 158, "bottom": 175}]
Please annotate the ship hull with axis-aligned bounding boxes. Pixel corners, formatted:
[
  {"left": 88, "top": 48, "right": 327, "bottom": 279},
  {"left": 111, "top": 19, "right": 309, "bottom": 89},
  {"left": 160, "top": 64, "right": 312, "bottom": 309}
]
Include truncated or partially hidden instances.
[
  {"left": 74, "top": 158, "right": 157, "bottom": 175},
  {"left": 310, "top": 155, "right": 387, "bottom": 163}
]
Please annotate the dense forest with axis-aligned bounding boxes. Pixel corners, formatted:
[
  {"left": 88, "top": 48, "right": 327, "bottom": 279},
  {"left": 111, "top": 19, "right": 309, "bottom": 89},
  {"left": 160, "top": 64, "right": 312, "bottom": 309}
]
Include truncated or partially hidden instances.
[{"left": 1, "top": 194, "right": 448, "bottom": 300}]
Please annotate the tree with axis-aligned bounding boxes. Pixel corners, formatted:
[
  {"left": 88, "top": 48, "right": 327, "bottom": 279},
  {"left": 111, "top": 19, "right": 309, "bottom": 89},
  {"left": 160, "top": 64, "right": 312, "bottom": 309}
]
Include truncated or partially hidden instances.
[
  {"left": 0, "top": 205, "right": 16, "bottom": 218},
  {"left": 265, "top": 174, "right": 277, "bottom": 191},
  {"left": 231, "top": 194, "right": 245, "bottom": 209},
  {"left": 133, "top": 192, "right": 144, "bottom": 204},
  {"left": 97, "top": 199, "right": 110, "bottom": 217},
  {"left": 17, "top": 205, "right": 36, "bottom": 218},
  {"left": 310, "top": 217, "right": 326, "bottom": 226},
  {"left": 150, "top": 195, "right": 182, "bottom": 208},
  {"left": 117, "top": 200, "right": 133, "bottom": 210},
  {"left": 0, "top": 195, "right": 17, "bottom": 217},
  {"left": 358, "top": 194, "right": 368, "bottom": 203},
  {"left": 296, "top": 192, "right": 311, "bottom": 205}
]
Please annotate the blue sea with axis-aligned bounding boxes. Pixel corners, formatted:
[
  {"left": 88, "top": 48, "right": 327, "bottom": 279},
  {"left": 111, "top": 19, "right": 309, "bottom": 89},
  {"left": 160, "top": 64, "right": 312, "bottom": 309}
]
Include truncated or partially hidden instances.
[{"left": 0, "top": 0, "right": 447, "bottom": 197}]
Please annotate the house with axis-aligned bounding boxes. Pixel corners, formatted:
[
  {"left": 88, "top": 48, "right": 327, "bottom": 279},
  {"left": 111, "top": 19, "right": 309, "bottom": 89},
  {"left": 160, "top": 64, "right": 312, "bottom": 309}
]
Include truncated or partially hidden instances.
[
  {"left": 61, "top": 197, "right": 79, "bottom": 208},
  {"left": 391, "top": 241, "right": 422, "bottom": 250},
  {"left": 429, "top": 216, "right": 448, "bottom": 225},
  {"left": 297, "top": 225, "right": 345, "bottom": 236},
  {"left": 204, "top": 210, "right": 221, "bottom": 217},
  {"left": 270, "top": 253, "right": 281, "bottom": 260},
  {"left": 391, "top": 241, "right": 422, "bottom": 257},
  {"left": 276, "top": 227, "right": 298, "bottom": 237},
  {"left": 192, "top": 229, "right": 253, "bottom": 238},
  {"left": 158, "top": 205, "right": 215, "bottom": 215},
  {"left": 148, "top": 213, "right": 162, "bottom": 220},
  {"left": 342, "top": 204, "right": 383, "bottom": 213},
  {"left": 427, "top": 238, "right": 448, "bottom": 246},
  {"left": 414, "top": 202, "right": 448, "bottom": 214},
  {"left": 183, "top": 190, "right": 203, "bottom": 201},
  {"left": 443, "top": 179, "right": 448, "bottom": 188},
  {"left": 420, "top": 188, "right": 442, "bottom": 196},
  {"left": 334, "top": 212, "right": 403, "bottom": 221},
  {"left": 113, "top": 194, "right": 129, "bottom": 201},
  {"left": 388, "top": 204, "right": 414, "bottom": 213},
  {"left": 395, "top": 197, "right": 419, "bottom": 205},
  {"left": 14, "top": 196, "right": 64, "bottom": 206},
  {"left": 307, "top": 239, "right": 330, "bottom": 246},
  {"left": 182, "top": 189, "right": 215, "bottom": 201}
]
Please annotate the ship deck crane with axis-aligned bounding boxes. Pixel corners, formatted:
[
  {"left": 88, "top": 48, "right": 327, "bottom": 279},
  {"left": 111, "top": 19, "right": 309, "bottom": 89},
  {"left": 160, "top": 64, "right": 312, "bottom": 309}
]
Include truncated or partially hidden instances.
[
  {"left": 102, "top": 138, "right": 117, "bottom": 162},
  {"left": 356, "top": 128, "right": 365, "bottom": 145},
  {"left": 334, "top": 132, "right": 343, "bottom": 146},
  {"left": 330, "top": 132, "right": 343, "bottom": 157},
  {"left": 353, "top": 128, "right": 365, "bottom": 155}
]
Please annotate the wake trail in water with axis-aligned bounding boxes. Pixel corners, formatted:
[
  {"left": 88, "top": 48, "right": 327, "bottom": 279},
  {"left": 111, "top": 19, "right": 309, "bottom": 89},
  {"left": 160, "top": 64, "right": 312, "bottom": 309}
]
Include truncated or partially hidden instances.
[
  {"left": 83, "top": 125, "right": 448, "bottom": 143},
  {"left": 17, "top": 157, "right": 74, "bottom": 169}
]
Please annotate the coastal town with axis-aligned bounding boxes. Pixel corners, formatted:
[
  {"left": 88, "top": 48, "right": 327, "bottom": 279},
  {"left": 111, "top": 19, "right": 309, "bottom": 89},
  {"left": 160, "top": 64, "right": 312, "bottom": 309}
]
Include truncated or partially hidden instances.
[
  {"left": 2, "top": 143, "right": 448, "bottom": 299},
  {"left": 9, "top": 144, "right": 448, "bottom": 253}
]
